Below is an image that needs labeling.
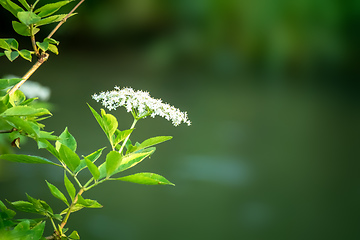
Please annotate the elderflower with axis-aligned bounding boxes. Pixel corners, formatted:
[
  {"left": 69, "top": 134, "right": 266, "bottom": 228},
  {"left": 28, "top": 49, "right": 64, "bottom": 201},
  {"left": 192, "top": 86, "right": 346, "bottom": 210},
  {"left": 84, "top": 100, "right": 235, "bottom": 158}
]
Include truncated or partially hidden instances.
[{"left": 92, "top": 86, "right": 191, "bottom": 126}]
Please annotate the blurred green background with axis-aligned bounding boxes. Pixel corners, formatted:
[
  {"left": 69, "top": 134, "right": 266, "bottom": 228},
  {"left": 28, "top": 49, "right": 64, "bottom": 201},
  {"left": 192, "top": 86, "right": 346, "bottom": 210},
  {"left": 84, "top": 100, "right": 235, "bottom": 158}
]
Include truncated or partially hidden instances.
[{"left": 0, "top": 0, "right": 359, "bottom": 239}]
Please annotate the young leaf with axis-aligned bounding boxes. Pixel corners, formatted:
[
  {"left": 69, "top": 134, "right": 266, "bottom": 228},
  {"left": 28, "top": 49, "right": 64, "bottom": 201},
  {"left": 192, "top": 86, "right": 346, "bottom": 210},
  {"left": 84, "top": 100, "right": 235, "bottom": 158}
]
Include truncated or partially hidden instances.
[
  {"left": 87, "top": 103, "right": 107, "bottom": 136},
  {"left": 34, "top": 0, "right": 74, "bottom": 18},
  {"left": 19, "top": 49, "right": 32, "bottom": 61},
  {"left": 105, "top": 151, "right": 122, "bottom": 177},
  {"left": 1, "top": 106, "right": 51, "bottom": 117},
  {"left": 56, "top": 127, "right": 77, "bottom": 151},
  {"left": 44, "top": 37, "right": 59, "bottom": 45},
  {"left": 9, "top": 89, "right": 26, "bottom": 105},
  {"left": 36, "top": 41, "right": 49, "bottom": 52},
  {"left": 68, "top": 230, "right": 80, "bottom": 239},
  {"left": 48, "top": 44, "right": 58, "bottom": 55},
  {"left": 113, "top": 172, "right": 175, "bottom": 186},
  {"left": 0, "top": 154, "right": 60, "bottom": 166},
  {"left": 101, "top": 109, "right": 118, "bottom": 139},
  {"left": 59, "top": 144, "right": 80, "bottom": 172},
  {"left": 85, "top": 157, "right": 100, "bottom": 180},
  {"left": 64, "top": 173, "right": 76, "bottom": 201},
  {"left": 4, "top": 50, "right": 19, "bottom": 61},
  {"left": 0, "top": 78, "right": 22, "bottom": 89},
  {"left": 46, "top": 180, "right": 69, "bottom": 206},
  {"left": 36, "top": 13, "right": 76, "bottom": 27},
  {"left": 12, "top": 21, "right": 40, "bottom": 36},
  {"left": 136, "top": 136, "right": 172, "bottom": 152}
]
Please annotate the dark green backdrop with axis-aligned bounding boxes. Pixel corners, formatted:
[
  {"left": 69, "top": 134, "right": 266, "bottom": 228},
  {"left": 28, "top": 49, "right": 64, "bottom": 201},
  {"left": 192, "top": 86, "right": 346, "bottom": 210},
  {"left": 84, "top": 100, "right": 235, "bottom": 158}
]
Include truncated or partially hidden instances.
[{"left": 0, "top": 0, "right": 359, "bottom": 239}]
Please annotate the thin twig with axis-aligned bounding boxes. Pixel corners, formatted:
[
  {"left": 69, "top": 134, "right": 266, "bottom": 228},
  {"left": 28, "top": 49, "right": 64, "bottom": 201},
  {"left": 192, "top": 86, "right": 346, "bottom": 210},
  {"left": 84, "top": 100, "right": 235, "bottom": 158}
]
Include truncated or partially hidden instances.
[
  {"left": 47, "top": 0, "right": 85, "bottom": 39},
  {"left": 8, "top": 53, "right": 49, "bottom": 96}
]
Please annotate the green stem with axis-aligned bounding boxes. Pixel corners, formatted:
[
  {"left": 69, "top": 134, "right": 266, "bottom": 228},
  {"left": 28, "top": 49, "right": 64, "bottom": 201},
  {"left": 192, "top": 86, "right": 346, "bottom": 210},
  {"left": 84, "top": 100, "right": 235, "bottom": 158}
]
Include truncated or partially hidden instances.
[
  {"left": 30, "top": 24, "right": 39, "bottom": 56},
  {"left": 84, "top": 178, "right": 107, "bottom": 191},
  {"left": 58, "top": 188, "right": 84, "bottom": 232},
  {"left": 118, "top": 118, "right": 138, "bottom": 154},
  {"left": 49, "top": 217, "right": 57, "bottom": 233}
]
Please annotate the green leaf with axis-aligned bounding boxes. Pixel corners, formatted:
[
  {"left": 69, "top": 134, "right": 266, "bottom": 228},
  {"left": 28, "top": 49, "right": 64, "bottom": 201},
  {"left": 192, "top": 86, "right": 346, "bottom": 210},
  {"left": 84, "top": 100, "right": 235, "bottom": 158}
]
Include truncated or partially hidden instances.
[
  {"left": 46, "top": 180, "right": 69, "bottom": 206},
  {"left": 4, "top": 116, "right": 40, "bottom": 138},
  {"left": 8, "top": 200, "right": 41, "bottom": 214},
  {"left": 74, "top": 147, "right": 105, "bottom": 173},
  {"left": 17, "top": 11, "right": 41, "bottom": 26},
  {"left": 26, "top": 194, "right": 47, "bottom": 215},
  {"left": 87, "top": 103, "right": 106, "bottom": 136},
  {"left": 0, "top": 41, "right": 10, "bottom": 52},
  {"left": 0, "top": 39, "right": 11, "bottom": 50},
  {"left": 36, "top": 13, "right": 76, "bottom": 27},
  {"left": 9, "top": 89, "right": 26, "bottom": 106},
  {"left": 0, "top": 154, "right": 60, "bottom": 166},
  {"left": 4, "top": 50, "right": 19, "bottom": 61},
  {"left": 12, "top": 21, "right": 39, "bottom": 36},
  {"left": 1, "top": 106, "right": 51, "bottom": 117},
  {"left": 77, "top": 195, "right": 102, "bottom": 208},
  {"left": 113, "top": 172, "right": 175, "bottom": 186},
  {"left": 136, "top": 136, "right": 172, "bottom": 152},
  {"left": 0, "top": 52, "right": 5, "bottom": 57},
  {"left": 113, "top": 129, "right": 133, "bottom": 147},
  {"left": 85, "top": 157, "right": 100, "bottom": 180},
  {"left": 39, "top": 131, "right": 59, "bottom": 141},
  {"left": 30, "top": 221, "right": 46, "bottom": 239},
  {"left": 36, "top": 41, "right": 49, "bottom": 52},
  {"left": 68, "top": 230, "right": 80, "bottom": 239},
  {"left": 6, "top": 39, "right": 18, "bottom": 50},
  {"left": 64, "top": 173, "right": 76, "bottom": 201},
  {"left": 17, "top": 0, "right": 30, "bottom": 10},
  {"left": 34, "top": 0, "right": 74, "bottom": 18},
  {"left": 105, "top": 151, "right": 122, "bottom": 177},
  {"left": 59, "top": 144, "right": 80, "bottom": 172},
  {"left": 0, "top": 200, "right": 16, "bottom": 219},
  {"left": 38, "top": 139, "right": 60, "bottom": 159},
  {"left": 4, "top": 38, "right": 18, "bottom": 50},
  {"left": 0, "top": 78, "right": 22, "bottom": 89},
  {"left": 19, "top": 49, "right": 32, "bottom": 61},
  {"left": 48, "top": 44, "right": 58, "bottom": 55},
  {"left": 0, "top": 0, "right": 24, "bottom": 17},
  {"left": 100, "top": 109, "right": 118, "bottom": 140},
  {"left": 113, "top": 151, "right": 154, "bottom": 175},
  {"left": 56, "top": 127, "right": 77, "bottom": 152},
  {"left": 44, "top": 38, "right": 59, "bottom": 45}
]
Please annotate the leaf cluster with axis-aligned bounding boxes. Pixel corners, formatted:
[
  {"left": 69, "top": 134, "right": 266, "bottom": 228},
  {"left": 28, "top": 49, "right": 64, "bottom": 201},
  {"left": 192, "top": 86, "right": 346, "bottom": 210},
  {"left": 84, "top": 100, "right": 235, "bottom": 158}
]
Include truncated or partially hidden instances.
[
  {"left": 0, "top": 0, "right": 76, "bottom": 61},
  {"left": 0, "top": 78, "right": 57, "bottom": 149}
]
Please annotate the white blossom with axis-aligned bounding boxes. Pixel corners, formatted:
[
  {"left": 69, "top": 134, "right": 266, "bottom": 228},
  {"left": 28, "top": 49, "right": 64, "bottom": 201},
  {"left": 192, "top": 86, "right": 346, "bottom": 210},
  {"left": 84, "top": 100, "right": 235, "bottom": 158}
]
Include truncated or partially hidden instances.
[{"left": 92, "top": 86, "right": 191, "bottom": 126}]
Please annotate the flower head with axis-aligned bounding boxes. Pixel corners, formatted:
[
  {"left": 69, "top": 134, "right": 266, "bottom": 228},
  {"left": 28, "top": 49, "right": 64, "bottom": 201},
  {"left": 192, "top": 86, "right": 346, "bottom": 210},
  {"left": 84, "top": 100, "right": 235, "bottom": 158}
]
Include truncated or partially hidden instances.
[{"left": 92, "top": 86, "right": 191, "bottom": 126}]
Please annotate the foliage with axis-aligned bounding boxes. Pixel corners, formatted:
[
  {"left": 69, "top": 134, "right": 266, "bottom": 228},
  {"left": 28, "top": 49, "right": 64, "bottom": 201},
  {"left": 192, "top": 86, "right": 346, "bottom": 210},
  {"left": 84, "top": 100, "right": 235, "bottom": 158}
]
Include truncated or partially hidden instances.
[{"left": 0, "top": 0, "right": 188, "bottom": 239}]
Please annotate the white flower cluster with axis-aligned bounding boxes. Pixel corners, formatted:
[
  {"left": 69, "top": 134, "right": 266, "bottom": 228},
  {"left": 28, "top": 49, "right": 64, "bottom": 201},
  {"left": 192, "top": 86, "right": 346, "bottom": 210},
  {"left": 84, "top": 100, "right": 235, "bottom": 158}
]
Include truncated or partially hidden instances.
[{"left": 92, "top": 86, "right": 191, "bottom": 126}]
